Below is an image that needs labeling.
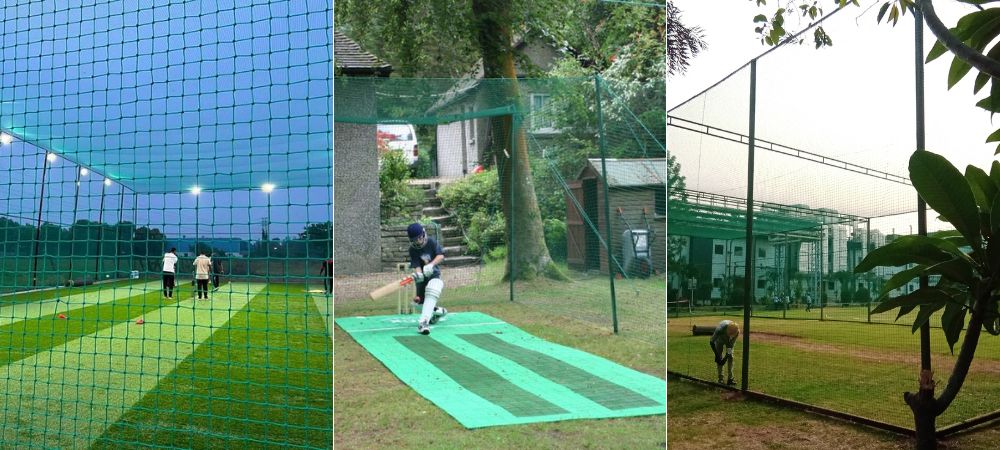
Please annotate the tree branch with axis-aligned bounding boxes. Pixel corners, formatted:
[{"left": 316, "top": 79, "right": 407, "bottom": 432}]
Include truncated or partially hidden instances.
[
  {"left": 917, "top": 0, "right": 1000, "bottom": 79},
  {"left": 934, "top": 292, "right": 986, "bottom": 414}
]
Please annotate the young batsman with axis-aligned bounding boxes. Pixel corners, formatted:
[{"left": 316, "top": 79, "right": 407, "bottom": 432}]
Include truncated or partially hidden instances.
[
  {"left": 162, "top": 247, "right": 178, "bottom": 298},
  {"left": 407, "top": 223, "right": 447, "bottom": 335},
  {"left": 710, "top": 319, "right": 740, "bottom": 386}
]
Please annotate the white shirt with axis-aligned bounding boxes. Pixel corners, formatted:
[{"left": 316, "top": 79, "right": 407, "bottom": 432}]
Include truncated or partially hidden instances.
[
  {"left": 162, "top": 252, "right": 178, "bottom": 273},
  {"left": 193, "top": 255, "right": 212, "bottom": 280}
]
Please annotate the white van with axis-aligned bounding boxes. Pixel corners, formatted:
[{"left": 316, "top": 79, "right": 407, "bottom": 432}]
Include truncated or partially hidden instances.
[{"left": 377, "top": 124, "right": 419, "bottom": 166}]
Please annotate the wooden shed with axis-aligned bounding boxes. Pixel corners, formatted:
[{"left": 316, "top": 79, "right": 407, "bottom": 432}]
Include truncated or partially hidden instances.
[{"left": 565, "top": 158, "right": 666, "bottom": 275}]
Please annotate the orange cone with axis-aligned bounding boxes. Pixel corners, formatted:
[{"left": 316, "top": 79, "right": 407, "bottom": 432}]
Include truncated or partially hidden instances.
[
  {"left": 57, "top": 313, "right": 66, "bottom": 320},
  {"left": 135, "top": 318, "right": 145, "bottom": 325}
]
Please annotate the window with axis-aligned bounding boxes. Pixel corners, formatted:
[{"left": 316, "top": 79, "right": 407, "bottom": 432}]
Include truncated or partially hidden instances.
[
  {"left": 529, "top": 93, "right": 555, "bottom": 132},
  {"left": 757, "top": 279, "right": 766, "bottom": 289},
  {"left": 713, "top": 278, "right": 722, "bottom": 288},
  {"left": 758, "top": 248, "right": 766, "bottom": 258},
  {"left": 734, "top": 246, "right": 743, "bottom": 257},
  {"left": 655, "top": 189, "right": 665, "bottom": 216},
  {"left": 714, "top": 244, "right": 724, "bottom": 255}
]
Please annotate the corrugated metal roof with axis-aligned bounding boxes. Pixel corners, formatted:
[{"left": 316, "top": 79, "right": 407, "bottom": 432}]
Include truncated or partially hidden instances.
[
  {"left": 584, "top": 158, "right": 665, "bottom": 187},
  {"left": 334, "top": 31, "right": 392, "bottom": 74}
]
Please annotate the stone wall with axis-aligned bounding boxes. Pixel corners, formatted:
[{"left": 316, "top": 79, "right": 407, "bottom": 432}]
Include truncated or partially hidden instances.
[{"left": 334, "top": 122, "right": 381, "bottom": 275}]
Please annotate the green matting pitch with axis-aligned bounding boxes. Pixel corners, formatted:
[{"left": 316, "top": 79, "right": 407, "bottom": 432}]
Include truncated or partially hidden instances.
[{"left": 335, "top": 312, "right": 666, "bottom": 428}]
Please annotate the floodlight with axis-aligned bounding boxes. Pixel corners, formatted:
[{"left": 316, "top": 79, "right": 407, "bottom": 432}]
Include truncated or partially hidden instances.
[
  {"left": 0, "top": 133, "right": 11, "bottom": 145},
  {"left": 191, "top": 186, "right": 202, "bottom": 195},
  {"left": 262, "top": 183, "right": 276, "bottom": 193}
]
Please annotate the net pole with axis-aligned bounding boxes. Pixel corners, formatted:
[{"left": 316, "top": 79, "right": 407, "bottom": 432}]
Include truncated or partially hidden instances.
[
  {"left": 740, "top": 59, "right": 757, "bottom": 392},
  {"left": 30, "top": 152, "right": 52, "bottom": 288},
  {"left": 595, "top": 75, "right": 619, "bottom": 334},
  {"left": 867, "top": 218, "right": 872, "bottom": 323},
  {"left": 117, "top": 186, "right": 125, "bottom": 275},
  {"left": 70, "top": 165, "right": 82, "bottom": 282},
  {"left": 914, "top": 4, "right": 932, "bottom": 375},
  {"left": 94, "top": 179, "right": 107, "bottom": 279},
  {"left": 509, "top": 114, "right": 516, "bottom": 303}
]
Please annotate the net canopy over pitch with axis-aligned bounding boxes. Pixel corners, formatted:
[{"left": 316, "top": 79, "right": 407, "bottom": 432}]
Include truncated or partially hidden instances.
[
  {"left": 0, "top": 0, "right": 331, "bottom": 194},
  {"left": 335, "top": 75, "right": 666, "bottom": 344},
  {"left": 666, "top": 6, "right": 1000, "bottom": 435}
]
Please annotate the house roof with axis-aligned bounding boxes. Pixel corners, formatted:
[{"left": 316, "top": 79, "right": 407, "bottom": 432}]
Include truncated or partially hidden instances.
[
  {"left": 582, "top": 158, "right": 665, "bottom": 187},
  {"left": 334, "top": 31, "right": 392, "bottom": 76}
]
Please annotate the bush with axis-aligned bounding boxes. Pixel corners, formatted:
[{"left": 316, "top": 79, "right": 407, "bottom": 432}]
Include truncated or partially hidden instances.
[
  {"left": 486, "top": 245, "right": 507, "bottom": 262},
  {"left": 410, "top": 151, "right": 434, "bottom": 179},
  {"left": 544, "top": 218, "right": 567, "bottom": 262},
  {"left": 379, "top": 151, "right": 420, "bottom": 223},
  {"left": 466, "top": 211, "right": 506, "bottom": 255},
  {"left": 853, "top": 285, "right": 872, "bottom": 303},
  {"left": 438, "top": 170, "right": 505, "bottom": 253}
]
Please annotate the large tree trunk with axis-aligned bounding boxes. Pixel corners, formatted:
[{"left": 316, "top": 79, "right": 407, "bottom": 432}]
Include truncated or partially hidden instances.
[{"left": 471, "top": 0, "right": 558, "bottom": 280}]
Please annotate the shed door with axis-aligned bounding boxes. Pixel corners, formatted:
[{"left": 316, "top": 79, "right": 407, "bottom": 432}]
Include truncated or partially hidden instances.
[
  {"left": 583, "top": 179, "right": 600, "bottom": 270},
  {"left": 566, "top": 181, "right": 585, "bottom": 269}
]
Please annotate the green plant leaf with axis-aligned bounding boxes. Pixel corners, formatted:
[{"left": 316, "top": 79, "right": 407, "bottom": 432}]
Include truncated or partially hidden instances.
[
  {"left": 872, "top": 288, "right": 952, "bottom": 314},
  {"left": 855, "top": 234, "right": 967, "bottom": 273},
  {"left": 966, "top": 165, "right": 996, "bottom": 213},
  {"left": 912, "top": 302, "right": 947, "bottom": 333},
  {"left": 909, "top": 150, "right": 983, "bottom": 251},
  {"left": 926, "top": 40, "right": 950, "bottom": 63},
  {"left": 753, "top": 14, "right": 767, "bottom": 23},
  {"left": 948, "top": 57, "right": 973, "bottom": 90},
  {"left": 879, "top": 265, "right": 926, "bottom": 298},
  {"left": 940, "top": 300, "right": 968, "bottom": 353},
  {"left": 877, "top": 2, "right": 890, "bottom": 23},
  {"left": 897, "top": 303, "right": 919, "bottom": 321}
]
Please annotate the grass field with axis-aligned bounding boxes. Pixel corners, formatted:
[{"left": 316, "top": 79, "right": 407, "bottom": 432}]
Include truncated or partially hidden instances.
[
  {"left": 668, "top": 314, "right": 1000, "bottom": 429},
  {"left": 335, "top": 274, "right": 666, "bottom": 449},
  {"left": 667, "top": 377, "right": 1000, "bottom": 449},
  {"left": 0, "top": 279, "right": 332, "bottom": 449}
]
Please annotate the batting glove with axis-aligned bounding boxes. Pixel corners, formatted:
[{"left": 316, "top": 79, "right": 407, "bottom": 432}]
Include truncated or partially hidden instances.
[
  {"left": 412, "top": 271, "right": 425, "bottom": 283},
  {"left": 422, "top": 263, "right": 435, "bottom": 276}
]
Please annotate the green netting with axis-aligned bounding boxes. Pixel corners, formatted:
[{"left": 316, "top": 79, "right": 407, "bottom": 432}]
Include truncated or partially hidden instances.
[
  {"left": 335, "top": 312, "right": 665, "bottom": 428},
  {"left": 666, "top": 7, "right": 1000, "bottom": 432},
  {"left": 0, "top": 1, "right": 332, "bottom": 448},
  {"left": 334, "top": 74, "right": 665, "bottom": 346}
]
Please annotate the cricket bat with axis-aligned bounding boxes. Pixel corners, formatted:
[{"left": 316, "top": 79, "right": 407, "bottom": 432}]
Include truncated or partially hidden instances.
[{"left": 369, "top": 275, "right": 415, "bottom": 300}]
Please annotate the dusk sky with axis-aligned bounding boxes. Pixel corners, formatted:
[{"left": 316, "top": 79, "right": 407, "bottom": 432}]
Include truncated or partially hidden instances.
[{"left": 0, "top": 0, "right": 332, "bottom": 239}]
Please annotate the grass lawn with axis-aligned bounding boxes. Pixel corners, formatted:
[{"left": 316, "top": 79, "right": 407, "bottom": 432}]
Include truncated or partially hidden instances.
[
  {"left": 668, "top": 377, "right": 1000, "bottom": 449},
  {"left": 335, "top": 278, "right": 666, "bottom": 449},
  {"left": 668, "top": 314, "right": 1000, "bottom": 429},
  {"left": 0, "top": 280, "right": 332, "bottom": 449}
]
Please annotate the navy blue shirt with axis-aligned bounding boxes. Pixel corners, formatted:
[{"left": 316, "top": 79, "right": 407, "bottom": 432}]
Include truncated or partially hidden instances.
[{"left": 409, "top": 237, "right": 444, "bottom": 280}]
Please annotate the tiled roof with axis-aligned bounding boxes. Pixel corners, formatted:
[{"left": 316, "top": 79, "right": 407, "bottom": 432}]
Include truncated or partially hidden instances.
[{"left": 334, "top": 30, "right": 392, "bottom": 75}]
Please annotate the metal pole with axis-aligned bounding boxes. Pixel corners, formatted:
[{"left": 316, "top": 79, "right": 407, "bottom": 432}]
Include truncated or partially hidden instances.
[
  {"left": 867, "top": 218, "right": 872, "bottom": 323},
  {"left": 595, "top": 75, "right": 619, "bottom": 333},
  {"left": 819, "top": 227, "right": 825, "bottom": 321},
  {"left": 94, "top": 180, "right": 107, "bottom": 279},
  {"left": 70, "top": 166, "right": 82, "bottom": 282},
  {"left": 508, "top": 113, "right": 516, "bottom": 303},
  {"left": 740, "top": 59, "right": 757, "bottom": 391},
  {"left": 31, "top": 153, "right": 52, "bottom": 287},
  {"left": 117, "top": 187, "right": 125, "bottom": 275},
  {"left": 914, "top": 5, "right": 932, "bottom": 373}
]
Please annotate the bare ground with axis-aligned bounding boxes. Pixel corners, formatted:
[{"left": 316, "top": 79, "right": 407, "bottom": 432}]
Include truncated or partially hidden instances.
[{"left": 751, "top": 331, "right": 1000, "bottom": 375}]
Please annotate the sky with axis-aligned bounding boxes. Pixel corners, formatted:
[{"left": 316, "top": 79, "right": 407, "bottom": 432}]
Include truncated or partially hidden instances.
[
  {"left": 667, "top": 0, "right": 1000, "bottom": 232},
  {"left": 0, "top": 1, "right": 333, "bottom": 239}
]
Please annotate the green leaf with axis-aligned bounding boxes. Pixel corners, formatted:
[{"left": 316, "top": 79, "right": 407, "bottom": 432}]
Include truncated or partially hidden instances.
[
  {"left": 926, "top": 40, "right": 949, "bottom": 63},
  {"left": 855, "top": 234, "right": 969, "bottom": 273},
  {"left": 877, "top": 2, "right": 890, "bottom": 24},
  {"left": 965, "top": 165, "right": 996, "bottom": 213},
  {"left": 940, "top": 300, "right": 968, "bottom": 353},
  {"left": 909, "top": 150, "right": 983, "bottom": 251},
  {"left": 897, "top": 303, "right": 919, "bottom": 321},
  {"left": 753, "top": 14, "right": 767, "bottom": 23},
  {"left": 948, "top": 56, "right": 973, "bottom": 89},
  {"left": 924, "top": 258, "right": 976, "bottom": 286},
  {"left": 872, "top": 288, "right": 952, "bottom": 314},
  {"left": 912, "top": 302, "right": 947, "bottom": 333},
  {"left": 880, "top": 265, "right": 926, "bottom": 298},
  {"left": 987, "top": 128, "right": 1000, "bottom": 144}
]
